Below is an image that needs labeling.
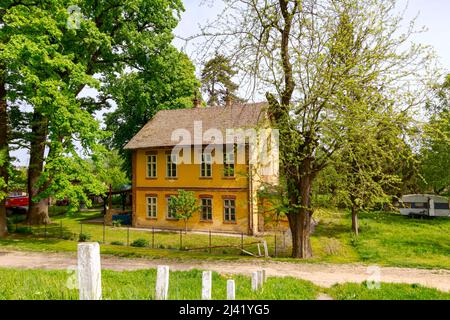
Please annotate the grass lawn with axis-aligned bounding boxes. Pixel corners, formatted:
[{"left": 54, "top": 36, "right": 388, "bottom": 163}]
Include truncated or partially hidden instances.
[
  {"left": 326, "top": 282, "right": 450, "bottom": 300},
  {"left": 0, "top": 268, "right": 318, "bottom": 300},
  {"left": 0, "top": 267, "right": 448, "bottom": 300},
  {"left": 1, "top": 208, "right": 449, "bottom": 269}
]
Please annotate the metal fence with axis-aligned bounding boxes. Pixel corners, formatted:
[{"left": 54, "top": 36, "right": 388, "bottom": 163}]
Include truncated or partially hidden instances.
[{"left": 12, "top": 221, "right": 292, "bottom": 257}]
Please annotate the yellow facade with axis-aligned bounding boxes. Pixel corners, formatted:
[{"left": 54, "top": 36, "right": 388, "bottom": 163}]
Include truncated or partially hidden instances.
[{"left": 132, "top": 147, "right": 253, "bottom": 234}]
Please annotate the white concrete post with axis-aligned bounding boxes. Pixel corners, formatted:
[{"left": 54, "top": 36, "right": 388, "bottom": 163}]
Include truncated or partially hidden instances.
[
  {"left": 77, "top": 242, "right": 102, "bottom": 300},
  {"left": 202, "top": 271, "right": 212, "bottom": 300},
  {"left": 262, "top": 269, "right": 267, "bottom": 283},
  {"left": 155, "top": 265, "right": 170, "bottom": 300},
  {"left": 227, "top": 280, "right": 235, "bottom": 300},
  {"left": 257, "top": 270, "right": 264, "bottom": 288},
  {"left": 262, "top": 240, "right": 269, "bottom": 258},
  {"left": 257, "top": 243, "right": 262, "bottom": 256},
  {"left": 251, "top": 271, "right": 259, "bottom": 291}
]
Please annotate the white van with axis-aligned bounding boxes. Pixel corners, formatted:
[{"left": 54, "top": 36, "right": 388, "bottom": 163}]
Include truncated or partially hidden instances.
[{"left": 399, "top": 194, "right": 450, "bottom": 217}]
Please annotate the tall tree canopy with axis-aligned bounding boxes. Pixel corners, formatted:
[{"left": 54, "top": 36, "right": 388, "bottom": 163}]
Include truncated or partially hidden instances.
[
  {"left": 201, "top": 0, "right": 435, "bottom": 258},
  {"left": 420, "top": 74, "right": 450, "bottom": 195},
  {"left": 0, "top": 0, "right": 190, "bottom": 227},
  {"left": 201, "top": 54, "right": 240, "bottom": 106}
]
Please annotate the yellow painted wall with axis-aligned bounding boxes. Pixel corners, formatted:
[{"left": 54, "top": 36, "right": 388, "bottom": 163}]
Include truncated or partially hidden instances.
[
  {"left": 135, "top": 190, "right": 249, "bottom": 233},
  {"left": 133, "top": 148, "right": 250, "bottom": 233}
]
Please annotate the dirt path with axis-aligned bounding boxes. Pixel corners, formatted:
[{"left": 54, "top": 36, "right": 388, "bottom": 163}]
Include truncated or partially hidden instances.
[{"left": 0, "top": 250, "right": 449, "bottom": 292}]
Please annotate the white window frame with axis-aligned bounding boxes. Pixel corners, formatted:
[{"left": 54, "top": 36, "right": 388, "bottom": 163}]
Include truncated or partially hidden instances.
[
  {"left": 146, "top": 196, "right": 157, "bottom": 218},
  {"left": 147, "top": 154, "right": 157, "bottom": 178},
  {"left": 166, "top": 154, "right": 177, "bottom": 178},
  {"left": 223, "top": 199, "right": 236, "bottom": 222},
  {"left": 200, "top": 153, "right": 212, "bottom": 177},
  {"left": 201, "top": 198, "right": 213, "bottom": 221},
  {"left": 166, "top": 196, "right": 177, "bottom": 219}
]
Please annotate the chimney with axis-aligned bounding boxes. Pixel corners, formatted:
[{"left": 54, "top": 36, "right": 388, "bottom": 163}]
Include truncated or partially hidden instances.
[
  {"left": 225, "top": 89, "right": 232, "bottom": 108},
  {"left": 193, "top": 93, "right": 201, "bottom": 108}
]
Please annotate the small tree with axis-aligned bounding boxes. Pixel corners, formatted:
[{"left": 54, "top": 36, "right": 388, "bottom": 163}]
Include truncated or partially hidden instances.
[{"left": 169, "top": 190, "right": 201, "bottom": 234}]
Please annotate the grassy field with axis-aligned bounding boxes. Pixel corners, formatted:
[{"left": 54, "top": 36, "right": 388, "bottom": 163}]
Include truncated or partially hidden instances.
[
  {"left": 1, "top": 208, "right": 449, "bottom": 269},
  {"left": 0, "top": 268, "right": 448, "bottom": 300}
]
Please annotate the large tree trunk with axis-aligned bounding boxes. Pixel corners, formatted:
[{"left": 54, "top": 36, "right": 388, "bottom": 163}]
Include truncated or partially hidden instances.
[
  {"left": 26, "top": 111, "right": 50, "bottom": 225},
  {"left": 0, "top": 67, "right": 8, "bottom": 237},
  {"left": 287, "top": 169, "right": 314, "bottom": 258},
  {"left": 351, "top": 205, "right": 359, "bottom": 236}
]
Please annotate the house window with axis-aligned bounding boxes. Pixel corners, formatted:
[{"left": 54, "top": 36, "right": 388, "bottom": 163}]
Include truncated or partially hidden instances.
[
  {"left": 146, "top": 196, "right": 157, "bottom": 218},
  {"left": 223, "top": 151, "right": 235, "bottom": 177},
  {"left": 166, "top": 196, "right": 177, "bottom": 219},
  {"left": 201, "top": 153, "right": 212, "bottom": 177},
  {"left": 223, "top": 199, "right": 236, "bottom": 222},
  {"left": 147, "top": 155, "right": 157, "bottom": 178},
  {"left": 166, "top": 154, "right": 177, "bottom": 178},
  {"left": 201, "top": 198, "right": 213, "bottom": 221}
]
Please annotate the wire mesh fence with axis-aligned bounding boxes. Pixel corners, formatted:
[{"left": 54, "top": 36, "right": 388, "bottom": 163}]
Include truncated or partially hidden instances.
[{"left": 12, "top": 220, "right": 292, "bottom": 258}]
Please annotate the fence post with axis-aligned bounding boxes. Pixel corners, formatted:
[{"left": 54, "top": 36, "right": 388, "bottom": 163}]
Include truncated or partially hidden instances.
[
  {"left": 251, "top": 271, "right": 259, "bottom": 291},
  {"left": 262, "top": 240, "right": 269, "bottom": 258},
  {"left": 103, "top": 222, "right": 106, "bottom": 244},
  {"left": 257, "top": 270, "right": 265, "bottom": 288},
  {"left": 257, "top": 243, "right": 261, "bottom": 256},
  {"left": 77, "top": 242, "right": 102, "bottom": 300},
  {"left": 155, "top": 265, "right": 170, "bottom": 300},
  {"left": 179, "top": 229, "right": 182, "bottom": 250},
  {"left": 226, "top": 279, "right": 235, "bottom": 300},
  {"left": 274, "top": 233, "right": 277, "bottom": 257},
  {"left": 202, "top": 271, "right": 212, "bottom": 300},
  {"left": 209, "top": 230, "right": 212, "bottom": 254},
  {"left": 152, "top": 227, "right": 155, "bottom": 249},
  {"left": 127, "top": 226, "right": 130, "bottom": 246}
]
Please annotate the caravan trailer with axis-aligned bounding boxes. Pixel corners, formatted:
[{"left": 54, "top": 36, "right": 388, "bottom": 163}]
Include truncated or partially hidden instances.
[{"left": 399, "top": 194, "right": 450, "bottom": 217}]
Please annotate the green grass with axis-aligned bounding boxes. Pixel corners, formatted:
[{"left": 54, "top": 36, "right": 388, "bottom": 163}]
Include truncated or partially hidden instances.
[
  {"left": 0, "top": 268, "right": 318, "bottom": 300},
  {"left": 326, "top": 282, "right": 450, "bottom": 300},
  {"left": 2, "top": 208, "right": 450, "bottom": 269},
  {"left": 0, "top": 268, "right": 448, "bottom": 300}
]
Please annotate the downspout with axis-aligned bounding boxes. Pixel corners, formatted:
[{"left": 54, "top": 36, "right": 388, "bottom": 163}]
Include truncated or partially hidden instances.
[{"left": 248, "top": 163, "right": 253, "bottom": 235}]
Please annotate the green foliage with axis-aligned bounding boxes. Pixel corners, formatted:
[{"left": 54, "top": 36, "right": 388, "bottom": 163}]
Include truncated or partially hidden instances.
[
  {"left": 78, "top": 233, "right": 91, "bottom": 242},
  {"left": 14, "top": 226, "right": 33, "bottom": 235},
  {"left": 201, "top": 54, "right": 241, "bottom": 106},
  {"left": 420, "top": 75, "right": 450, "bottom": 196},
  {"left": 112, "top": 220, "right": 122, "bottom": 228},
  {"left": 104, "top": 47, "right": 200, "bottom": 176},
  {"left": 110, "top": 241, "right": 124, "bottom": 246},
  {"left": 130, "top": 238, "right": 149, "bottom": 247},
  {"left": 169, "top": 190, "right": 201, "bottom": 231}
]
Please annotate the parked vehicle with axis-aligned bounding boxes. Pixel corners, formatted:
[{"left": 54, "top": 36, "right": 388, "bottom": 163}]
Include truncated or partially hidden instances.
[
  {"left": 5, "top": 194, "right": 29, "bottom": 214},
  {"left": 399, "top": 194, "right": 449, "bottom": 217}
]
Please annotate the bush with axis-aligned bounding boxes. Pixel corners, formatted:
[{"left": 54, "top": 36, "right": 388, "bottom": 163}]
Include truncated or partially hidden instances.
[
  {"left": 130, "top": 239, "right": 149, "bottom": 247},
  {"left": 78, "top": 233, "right": 91, "bottom": 242},
  {"left": 112, "top": 220, "right": 122, "bottom": 228},
  {"left": 110, "top": 241, "right": 124, "bottom": 246},
  {"left": 14, "top": 226, "right": 33, "bottom": 235},
  {"left": 10, "top": 215, "right": 26, "bottom": 224}
]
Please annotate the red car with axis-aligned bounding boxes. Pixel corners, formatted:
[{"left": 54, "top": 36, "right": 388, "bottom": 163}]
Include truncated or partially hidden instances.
[{"left": 5, "top": 195, "right": 29, "bottom": 214}]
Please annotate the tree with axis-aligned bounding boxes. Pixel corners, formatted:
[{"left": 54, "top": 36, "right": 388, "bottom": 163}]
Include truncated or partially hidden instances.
[
  {"left": 169, "top": 190, "right": 201, "bottom": 234},
  {"left": 1, "top": 0, "right": 187, "bottom": 224},
  {"left": 420, "top": 75, "right": 450, "bottom": 195},
  {"left": 201, "top": 0, "right": 434, "bottom": 257},
  {"left": 104, "top": 47, "right": 199, "bottom": 176},
  {"left": 201, "top": 54, "right": 240, "bottom": 106},
  {"left": 90, "top": 150, "right": 130, "bottom": 214}
]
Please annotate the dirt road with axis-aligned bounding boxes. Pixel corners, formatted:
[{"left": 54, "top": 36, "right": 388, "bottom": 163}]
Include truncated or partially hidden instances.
[{"left": 0, "top": 250, "right": 449, "bottom": 292}]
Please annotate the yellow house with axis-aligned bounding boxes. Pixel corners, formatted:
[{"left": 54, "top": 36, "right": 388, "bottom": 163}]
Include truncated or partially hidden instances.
[{"left": 124, "top": 102, "right": 279, "bottom": 235}]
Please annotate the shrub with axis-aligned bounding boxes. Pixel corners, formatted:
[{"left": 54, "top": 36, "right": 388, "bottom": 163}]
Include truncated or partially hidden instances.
[
  {"left": 110, "top": 241, "right": 124, "bottom": 246},
  {"left": 10, "top": 215, "right": 26, "bottom": 224},
  {"left": 78, "top": 233, "right": 91, "bottom": 242},
  {"left": 130, "top": 239, "right": 149, "bottom": 247},
  {"left": 14, "top": 226, "right": 33, "bottom": 235},
  {"left": 112, "top": 220, "right": 122, "bottom": 228}
]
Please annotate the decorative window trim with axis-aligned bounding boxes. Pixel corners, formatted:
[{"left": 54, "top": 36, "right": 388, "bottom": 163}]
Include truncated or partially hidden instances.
[
  {"left": 146, "top": 154, "right": 157, "bottom": 178},
  {"left": 146, "top": 195, "right": 157, "bottom": 218},
  {"left": 223, "top": 198, "right": 236, "bottom": 223},
  {"left": 200, "top": 197, "right": 213, "bottom": 221}
]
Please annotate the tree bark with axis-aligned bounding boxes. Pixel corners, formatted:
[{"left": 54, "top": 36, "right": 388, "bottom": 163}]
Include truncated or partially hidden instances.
[
  {"left": 351, "top": 205, "right": 359, "bottom": 236},
  {"left": 0, "top": 66, "right": 9, "bottom": 237},
  {"left": 26, "top": 111, "right": 50, "bottom": 225}
]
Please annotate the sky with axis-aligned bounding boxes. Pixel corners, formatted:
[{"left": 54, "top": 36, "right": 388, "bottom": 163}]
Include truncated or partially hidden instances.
[{"left": 11, "top": 0, "right": 450, "bottom": 166}]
